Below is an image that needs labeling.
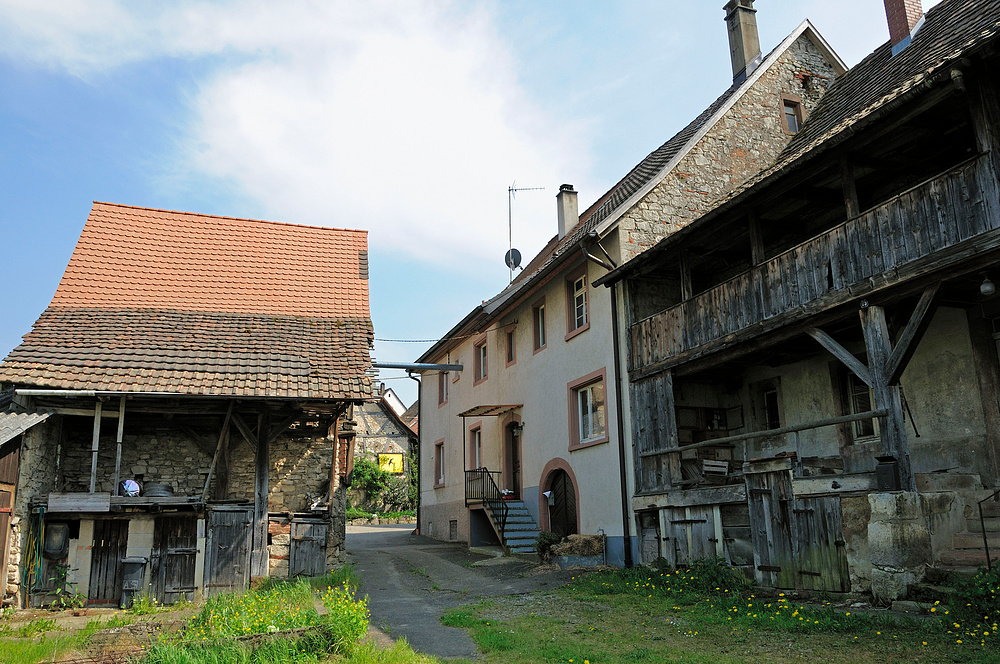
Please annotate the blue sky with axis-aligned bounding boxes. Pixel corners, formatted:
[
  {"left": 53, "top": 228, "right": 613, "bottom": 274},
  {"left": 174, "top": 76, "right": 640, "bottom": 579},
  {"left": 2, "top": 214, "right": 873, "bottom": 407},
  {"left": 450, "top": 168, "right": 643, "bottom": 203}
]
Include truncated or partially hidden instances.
[{"left": 0, "top": 1, "right": 941, "bottom": 405}]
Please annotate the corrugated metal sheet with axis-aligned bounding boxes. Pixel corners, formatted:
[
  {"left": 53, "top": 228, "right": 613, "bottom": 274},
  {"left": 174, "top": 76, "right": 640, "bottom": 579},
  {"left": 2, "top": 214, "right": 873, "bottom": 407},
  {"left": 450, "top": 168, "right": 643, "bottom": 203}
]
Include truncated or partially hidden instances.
[{"left": 0, "top": 409, "right": 51, "bottom": 447}]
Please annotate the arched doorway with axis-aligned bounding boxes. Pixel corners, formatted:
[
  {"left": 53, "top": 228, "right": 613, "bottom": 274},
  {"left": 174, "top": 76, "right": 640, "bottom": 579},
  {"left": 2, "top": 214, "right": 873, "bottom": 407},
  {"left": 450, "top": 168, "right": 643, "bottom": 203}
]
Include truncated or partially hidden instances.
[{"left": 547, "top": 469, "right": 577, "bottom": 538}]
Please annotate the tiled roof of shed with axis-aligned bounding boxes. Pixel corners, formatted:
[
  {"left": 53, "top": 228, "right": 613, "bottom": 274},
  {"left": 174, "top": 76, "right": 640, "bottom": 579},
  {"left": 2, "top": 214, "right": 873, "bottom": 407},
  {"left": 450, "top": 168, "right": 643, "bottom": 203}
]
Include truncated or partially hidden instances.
[{"left": 0, "top": 203, "right": 373, "bottom": 400}]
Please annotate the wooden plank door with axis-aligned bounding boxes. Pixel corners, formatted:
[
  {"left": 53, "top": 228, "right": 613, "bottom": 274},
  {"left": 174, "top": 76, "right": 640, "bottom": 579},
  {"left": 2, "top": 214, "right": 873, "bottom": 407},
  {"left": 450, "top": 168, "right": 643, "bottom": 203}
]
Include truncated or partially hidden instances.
[
  {"left": 548, "top": 469, "right": 577, "bottom": 538},
  {"left": 152, "top": 517, "right": 198, "bottom": 604},
  {"left": 792, "top": 496, "right": 851, "bottom": 592},
  {"left": 0, "top": 490, "right": 11, "bottom": 579},
  {"left": 204, "top": 507, "right": 252, "bottom": 597},
  {"left": 745, "top": 469, "right": 796, "bottom": 588},
  {"left": 288, "top": 520, "right": 328, "bottom": 578},
  {"left": 663, "top": 505, "right": 722, "bottom": 567},
  {"left": 88, "top": 520, "right": 128, "bottom": 605},
  {"left": 637, "top": 511, "right": 661, "bottom": 565}
]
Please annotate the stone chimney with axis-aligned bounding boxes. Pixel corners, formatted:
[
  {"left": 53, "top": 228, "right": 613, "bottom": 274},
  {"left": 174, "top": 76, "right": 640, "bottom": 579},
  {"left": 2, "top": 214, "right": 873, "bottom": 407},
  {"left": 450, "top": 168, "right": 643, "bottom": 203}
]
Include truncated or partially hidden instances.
[
  {"left": 556, "top": 184, "right": 579, "bottom": 240},
  {"left": 883, "top": 0, "right": 924, "bottom": 56},
  {"left": 724, "top": 0, "right": 761, "bottom": 84}
]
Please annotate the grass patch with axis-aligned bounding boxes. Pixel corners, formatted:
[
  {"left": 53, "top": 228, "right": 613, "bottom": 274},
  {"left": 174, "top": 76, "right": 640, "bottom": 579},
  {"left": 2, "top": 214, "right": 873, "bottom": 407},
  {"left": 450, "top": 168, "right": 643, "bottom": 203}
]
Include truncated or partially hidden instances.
[
  {"left": 309, "top": 565, "right": 360, "bottom": 591},
  {"left": 442, "top": 560, "right": 1000, "bottom": 663},
  {"left": 0, "top": 633, "right": 81, "bottom": 664},
  {"left": 183, "top": 579, "right": 323, "bottom": 641}
]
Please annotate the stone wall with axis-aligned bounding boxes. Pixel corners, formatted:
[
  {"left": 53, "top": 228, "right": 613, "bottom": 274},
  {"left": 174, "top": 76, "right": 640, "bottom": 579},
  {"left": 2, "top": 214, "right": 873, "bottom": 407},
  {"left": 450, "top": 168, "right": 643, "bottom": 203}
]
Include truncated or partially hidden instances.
[
  {"left": 354, "top": 402, "right": 414, "bottom": 457},
  {"left": 620, "top": 34, "right": 842, "bottom": 261},
  {"left": 229, "top": 432, "right": 334, "bottom": 513}
]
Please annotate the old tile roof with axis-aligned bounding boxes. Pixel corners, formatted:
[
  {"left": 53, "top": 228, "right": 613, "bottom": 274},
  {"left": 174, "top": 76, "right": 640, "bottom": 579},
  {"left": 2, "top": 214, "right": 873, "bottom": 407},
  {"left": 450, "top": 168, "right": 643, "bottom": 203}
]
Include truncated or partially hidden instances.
[
  {"left": 0, "top": 409, "right": 52, "bottom": 447},
  {"left": 0, "top": 203, "right": 373, "bottom": 400},
  {"left": 596, "top": 0, "right": 1000, "bottom": 283}
]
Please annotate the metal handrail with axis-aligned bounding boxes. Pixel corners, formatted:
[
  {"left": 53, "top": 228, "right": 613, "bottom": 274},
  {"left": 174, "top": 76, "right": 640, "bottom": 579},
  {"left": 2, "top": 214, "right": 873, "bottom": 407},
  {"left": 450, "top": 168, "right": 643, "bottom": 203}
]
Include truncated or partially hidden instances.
[
  {"left": 979, "top": 488, "right": 1000, "bottom": 571},
  {"left": 465, "top": 468, "right": 509, "bottom": 544}
]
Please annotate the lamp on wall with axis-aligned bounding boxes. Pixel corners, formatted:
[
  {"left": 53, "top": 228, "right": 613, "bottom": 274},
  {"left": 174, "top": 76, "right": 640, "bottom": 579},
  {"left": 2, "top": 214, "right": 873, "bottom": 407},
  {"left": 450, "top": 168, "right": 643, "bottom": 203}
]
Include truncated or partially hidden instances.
[
  {"left": 543, "top": 490, "right": 554, "bottom": 506},
  {"left": 981, "top": 274, "right": 996, "bottom": 297},
  {"left": 511, "top": 422, "right": 522, "bottom": 438}
]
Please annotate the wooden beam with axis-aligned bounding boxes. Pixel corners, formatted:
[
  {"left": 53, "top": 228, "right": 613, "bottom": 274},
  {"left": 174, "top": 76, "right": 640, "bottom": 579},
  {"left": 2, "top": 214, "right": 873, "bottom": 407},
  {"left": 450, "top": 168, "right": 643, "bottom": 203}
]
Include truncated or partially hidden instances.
[
  {"left": 807, "top": 327, "right": 873, "bottom": 386},
  {"left": 89, "top": 401, "right": 102, "bottom": 494},
  {"left": 251, "top": 411, "right": 271, "bottom": 578},
  {"left": 840, "top": 155, "right": 860, "bottom": 219},
  {"left": 267, "top": 413, "right": 300, "bottom": 444},
  {"left": 231, "top": 413, "right": 256, "bottom": 447},
  {"left": 202, "top": 402, "right": 235, "bottom": 503},
  {"left": 860, "top": 304, "right": 915, "bottom": 491},
  {"left": 679, "top": 248, "right": 693, "bottom": 301},
  {"left": 179, "top": 424, "right": 219, "bottom": 458},
  {"left": 112, "top": 397, "right": 126, "bottom": 496},
  {"left": 886, "top": 284, "right": 941, "bottom": 383},
  {"left": 748, "top": 211, "right": 765, "bottom": 265},
  {"left": 50, "top": 407, "right": 119, "bottom": 418}
]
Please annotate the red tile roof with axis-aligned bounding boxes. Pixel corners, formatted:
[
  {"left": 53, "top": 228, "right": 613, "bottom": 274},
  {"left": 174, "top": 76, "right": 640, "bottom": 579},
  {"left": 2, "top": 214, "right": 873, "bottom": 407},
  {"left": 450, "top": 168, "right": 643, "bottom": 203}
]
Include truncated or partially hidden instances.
[
  {"left": 0, "top": 203, "right": 373, "bottom": 400},
  {"left": 51, "top": 202, "right": 370, "bottom": 317}
]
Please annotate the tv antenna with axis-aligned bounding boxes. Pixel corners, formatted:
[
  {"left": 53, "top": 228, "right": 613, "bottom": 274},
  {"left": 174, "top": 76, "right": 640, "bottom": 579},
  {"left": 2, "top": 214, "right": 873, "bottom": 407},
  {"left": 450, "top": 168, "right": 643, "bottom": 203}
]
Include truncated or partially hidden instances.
[{"left": 507, "top": 182, "right": 544, "bottom": 283}]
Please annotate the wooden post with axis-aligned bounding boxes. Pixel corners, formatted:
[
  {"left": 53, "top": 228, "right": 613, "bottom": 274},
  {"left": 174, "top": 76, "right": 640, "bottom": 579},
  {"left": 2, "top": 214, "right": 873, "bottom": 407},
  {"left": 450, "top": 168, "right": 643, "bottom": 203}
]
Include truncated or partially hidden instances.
[
  {"left": 840, "top": 155, "right": 860, "bottom": 219},
  {"left": 748, "top": 211, "right": 765, "bottom": 265},
  {"left": 89, "top": 400, "right": 102, "bottom": 493},
  {"left": 860, "top": 303, "right": 914, "bottom": 491},
  {"left": 251, "top": 411, "right": 271, "bottom": 578},
  {"left": 679, "top": 249, "right": 693, "bottom": 301},
  {"left": 201, "top": 402, "right": 235, "bottom": 503},
  {"left": 112, "top": 397, "right": 126, "bottom": 496}
]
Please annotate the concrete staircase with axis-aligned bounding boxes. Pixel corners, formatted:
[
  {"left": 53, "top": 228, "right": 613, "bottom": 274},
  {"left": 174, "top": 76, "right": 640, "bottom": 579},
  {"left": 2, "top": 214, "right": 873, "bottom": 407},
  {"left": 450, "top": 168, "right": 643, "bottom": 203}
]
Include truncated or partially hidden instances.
[
  {"left": 485, "top": 500, "right": 541, "bottom": 555},
  {"left": 940, "top": 496, "right": 1000, "bottom": 571}
]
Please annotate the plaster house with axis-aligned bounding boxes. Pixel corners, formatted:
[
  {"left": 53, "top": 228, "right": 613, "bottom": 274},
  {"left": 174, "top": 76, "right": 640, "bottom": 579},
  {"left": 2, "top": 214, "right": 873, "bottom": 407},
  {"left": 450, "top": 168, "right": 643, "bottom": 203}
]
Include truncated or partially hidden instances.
[
  {"left": 0, "top": 203, "right": 373, "bottom": 608},
  {"left": 415, "top": 1, "right": 845, "bottom": 564},
  {"left": 598, "top": 0, "right": 1000, "bottom": 599}
]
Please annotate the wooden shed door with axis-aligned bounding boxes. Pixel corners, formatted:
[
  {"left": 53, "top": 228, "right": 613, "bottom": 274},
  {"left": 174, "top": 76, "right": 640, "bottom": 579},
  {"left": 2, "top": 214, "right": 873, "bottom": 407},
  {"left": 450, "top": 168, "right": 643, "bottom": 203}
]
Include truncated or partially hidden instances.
[
  {"left": 792, "top": 496, "right": 851, "bottom": 592},
  {"left": 637, "top": 511, "right": 661, "bottom": 565},
  {"left": 0, "top": 490, "right": 12, "bottom": 577},
  {"left": 204, "top": 507, "right": 252, "bottom": 596},
  {"left": 89, "top": 520, "right": 128, "bottom": 604},
  {"left": 663, "top": 505, "right": 723, "bottom": 568},
  {"left": 152, "top": 517, "right": 198, "bottom": 604},
  {"left": 288, "top": 520, "right": 328, "bottom": 577},
  {"left": 745, "top": 469, "right": 796, "bottom": 589}
]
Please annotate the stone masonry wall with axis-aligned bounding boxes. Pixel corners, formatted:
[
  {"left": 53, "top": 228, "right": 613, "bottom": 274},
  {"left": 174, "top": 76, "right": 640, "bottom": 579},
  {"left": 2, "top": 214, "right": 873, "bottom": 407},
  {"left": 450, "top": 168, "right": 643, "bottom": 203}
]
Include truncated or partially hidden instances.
[
  {"left": 354, "top": 402, "right": 413, "bottom": 457},
  {"left": 6, "top": 418, "right": 58, "bottom": 606},
  {"left": 229, "top": 432, "right": 334, "bottom": 513},
  {"left": 620, "top": 34, "right": 842, "bottom": 261}
]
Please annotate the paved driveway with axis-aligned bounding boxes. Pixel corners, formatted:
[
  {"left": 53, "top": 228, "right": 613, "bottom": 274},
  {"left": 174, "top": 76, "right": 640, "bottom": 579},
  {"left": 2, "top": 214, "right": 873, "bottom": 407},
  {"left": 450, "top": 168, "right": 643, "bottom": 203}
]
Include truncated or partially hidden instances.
[{"left": 345, "top": 523, "right": 575, "bottom": 659}]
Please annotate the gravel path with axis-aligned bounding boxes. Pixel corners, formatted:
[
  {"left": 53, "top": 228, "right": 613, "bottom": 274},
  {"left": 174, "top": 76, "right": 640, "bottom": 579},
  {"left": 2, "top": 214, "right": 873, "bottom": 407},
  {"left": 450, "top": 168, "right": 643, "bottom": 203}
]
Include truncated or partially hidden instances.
[{"left": 345, "top": 523, "right": 575, "bottom": 659}]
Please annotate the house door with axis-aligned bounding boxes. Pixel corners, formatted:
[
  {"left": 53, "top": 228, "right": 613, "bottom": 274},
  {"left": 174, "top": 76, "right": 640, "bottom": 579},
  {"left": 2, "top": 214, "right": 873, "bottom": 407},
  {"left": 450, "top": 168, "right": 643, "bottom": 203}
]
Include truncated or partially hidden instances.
[
  {"left": 152, "top": 516, "right": 198, "bottom": 604},
  {"left": 548, "top": 469, "right": 577, "bottom": 538},
  {"left": 88, "top": 520, "right": 128, "bottom": 605},
  {"left": 204, "top": 506, "right": 253, "bottom": 597},
  {"left": 289, "top": 519, "right": 329, "bottom": 578},
  {"left": 504, "top": 424, "right": 521, "bottom": 499}
]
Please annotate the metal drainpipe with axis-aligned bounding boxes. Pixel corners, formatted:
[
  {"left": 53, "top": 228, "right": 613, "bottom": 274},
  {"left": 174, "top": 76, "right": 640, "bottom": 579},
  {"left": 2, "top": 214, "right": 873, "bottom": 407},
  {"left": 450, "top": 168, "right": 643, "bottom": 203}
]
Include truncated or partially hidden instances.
[
  {"left": 582, "top": 237, "right": 633, "bottom": 567},
  {"left": 408, "top": 372, "right": 422, "bottom": 535}
]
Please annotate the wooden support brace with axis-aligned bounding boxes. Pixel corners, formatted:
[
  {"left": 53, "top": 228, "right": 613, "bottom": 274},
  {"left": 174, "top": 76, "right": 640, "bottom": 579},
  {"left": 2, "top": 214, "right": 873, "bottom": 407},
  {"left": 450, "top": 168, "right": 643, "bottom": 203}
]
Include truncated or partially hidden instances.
[
  {"left": 748, "top": 210, "right": 765, "bottom": 265},
  {"left": 112, "top": 397, "right": 126, "bottom": 496},
  {"left": 840, "top": 155, "right": 860, "bottom": 219},
  {"left": 679, "top": 249, "right": 693, "bottom": 301},
  {"left": 89, "top": 400, "right": 102, "bottom": 494},
  {"left": 886, "top": 284, "right": 940, "bottom": 383},
  {"left": 202, "top": 402, "right": 235, "bottom": 503},
  {"left": 806, "top": 327, "right": 872, "bottom": 386}
]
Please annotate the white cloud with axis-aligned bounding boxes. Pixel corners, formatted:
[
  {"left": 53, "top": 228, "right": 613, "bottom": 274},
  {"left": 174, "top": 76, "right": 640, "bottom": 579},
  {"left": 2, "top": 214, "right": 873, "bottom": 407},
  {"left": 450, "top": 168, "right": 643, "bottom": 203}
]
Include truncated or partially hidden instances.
[{"left": 0, "top": 0, "right": 591, "bottom": 263}]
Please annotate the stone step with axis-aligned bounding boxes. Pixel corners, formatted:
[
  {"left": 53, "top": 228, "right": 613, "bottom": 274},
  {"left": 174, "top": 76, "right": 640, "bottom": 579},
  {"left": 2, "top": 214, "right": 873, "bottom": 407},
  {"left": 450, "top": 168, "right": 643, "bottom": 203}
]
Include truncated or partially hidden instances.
[
  {"left": 504, "top": 523, "right": 539, "bottom": 532},
  {"left": 505, "top": 534, "right": 540, "bottom": 546},
  {"left": 977, "top": 500, "right": 1000, "bottom": 518},
  {"left": 940, "top": 549, "right": 1000, "bottom": 567},
  {"left": 509, "top": 545, "right": 535, "bottom": 554},
  {"left": 916, "top": 473, "right": 983, "bottom": 492},
  {"left": 504, "top": 515, "right": 537, "bottom": 524},
  {"left": 953, "top": 532, "right": 1000, "bottom": 549},
  {"left": 966, "top": 517, "right": 1000, "bottom": 533}
]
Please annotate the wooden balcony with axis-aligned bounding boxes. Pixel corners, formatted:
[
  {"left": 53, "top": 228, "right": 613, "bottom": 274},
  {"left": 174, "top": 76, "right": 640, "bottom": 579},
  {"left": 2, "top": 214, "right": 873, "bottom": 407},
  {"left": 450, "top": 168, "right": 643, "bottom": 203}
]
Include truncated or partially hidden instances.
[{"left": 628, "top": 153, "right": 1000, "bottom": 376}]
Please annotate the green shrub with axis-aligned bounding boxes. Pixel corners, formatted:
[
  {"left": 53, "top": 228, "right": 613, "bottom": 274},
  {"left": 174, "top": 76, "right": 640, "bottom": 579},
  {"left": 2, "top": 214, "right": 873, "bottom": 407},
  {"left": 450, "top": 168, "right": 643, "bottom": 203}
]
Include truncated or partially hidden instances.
[
  {"left": 534, "top": 531, "right": 562, "bottom": 563},
  {"left": 320, "top": 583, "right": 369, "bottom": 656},
  {"left": 952, "top": 565, "right": 1000, "bottom": 624},
  {"left": 351, "top": 457, "right": 392, "bottom": 498}
]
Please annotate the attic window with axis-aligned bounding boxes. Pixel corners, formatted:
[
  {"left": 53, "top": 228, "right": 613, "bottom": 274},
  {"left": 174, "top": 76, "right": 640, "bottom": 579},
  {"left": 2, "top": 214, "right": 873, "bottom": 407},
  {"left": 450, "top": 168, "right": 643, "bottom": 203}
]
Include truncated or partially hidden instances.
[{"left": 781, "top": 94, "right": 804, "bottom": 135}]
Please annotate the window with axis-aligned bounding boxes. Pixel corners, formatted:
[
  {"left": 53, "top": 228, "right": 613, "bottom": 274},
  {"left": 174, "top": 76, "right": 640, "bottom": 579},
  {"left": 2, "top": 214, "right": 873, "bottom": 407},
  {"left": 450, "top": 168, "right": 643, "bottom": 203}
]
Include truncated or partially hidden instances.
[
  {"left": 781, "top": 94, "right": 804, "bottom": 135},
  {"left": 505, "top": 327, "right": 516, "bottom": 366},
  {"left": 568, "top": 369, "right": 609, "bottom": 449},
  {"left": 762, "top": 388, "right": 781, "bottom": 430},
  {"left": 433, "top": 439, "right": 445, "bottom": 487},
  {"left": 469, "top": 426, "right": 482, "bottom": 469},
  {"left": 532, "top": 300, "right": 547, "bottom": 351},
  {"left": 847, "top": 373, "right": 879, "bottom": 440},
  {"left": 473, "top": 336, "right": 488, "bottom": 384},
  {"left": 750, "top": 377, "right": 784, "bottom": 431},
  {"left": 438, "top": 371, "right": 448, "bottom": 406},
  {"left": 565, "top": 266, "right": 590, "bottom": 340}
]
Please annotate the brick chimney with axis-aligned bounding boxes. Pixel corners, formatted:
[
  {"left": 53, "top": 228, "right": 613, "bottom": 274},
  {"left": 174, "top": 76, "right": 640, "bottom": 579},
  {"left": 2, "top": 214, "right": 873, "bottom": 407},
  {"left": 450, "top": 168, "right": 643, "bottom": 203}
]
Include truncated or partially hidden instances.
[
  {"left": 883, "top": 0, "right": 924, "bottom": 56},
  {"left": 556, "top": 184, "right": 579, "bottom": 240},
  {"left": 724, "top": 0, "right": 761, "bottom": 84}
]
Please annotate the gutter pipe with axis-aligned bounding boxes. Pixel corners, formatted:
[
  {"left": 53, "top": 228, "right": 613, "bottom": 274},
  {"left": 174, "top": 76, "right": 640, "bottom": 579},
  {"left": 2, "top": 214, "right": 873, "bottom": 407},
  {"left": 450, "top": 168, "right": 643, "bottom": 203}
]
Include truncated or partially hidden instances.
[{"left": 582, "top": 235, "right": 633, "bottom": 568}]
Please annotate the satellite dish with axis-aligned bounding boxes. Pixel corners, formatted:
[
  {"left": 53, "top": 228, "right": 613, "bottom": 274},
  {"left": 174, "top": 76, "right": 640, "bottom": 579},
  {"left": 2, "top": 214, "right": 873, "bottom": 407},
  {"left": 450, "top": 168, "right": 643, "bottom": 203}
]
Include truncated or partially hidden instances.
[{"left": 505, "top": 248, "right": 522, "bottom": 270}]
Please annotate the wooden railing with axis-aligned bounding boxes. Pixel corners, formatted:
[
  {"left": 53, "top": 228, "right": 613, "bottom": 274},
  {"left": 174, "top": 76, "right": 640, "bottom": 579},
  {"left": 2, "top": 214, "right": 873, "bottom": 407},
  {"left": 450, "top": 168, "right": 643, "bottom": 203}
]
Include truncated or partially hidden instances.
[
  {"left": 629, "top": 154, "right": 1000, "bottom": 374},
  {"left": 465, "top": 468, "right": 508, "bottom": 541}
]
